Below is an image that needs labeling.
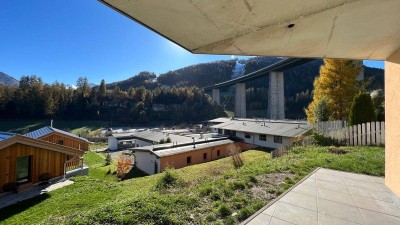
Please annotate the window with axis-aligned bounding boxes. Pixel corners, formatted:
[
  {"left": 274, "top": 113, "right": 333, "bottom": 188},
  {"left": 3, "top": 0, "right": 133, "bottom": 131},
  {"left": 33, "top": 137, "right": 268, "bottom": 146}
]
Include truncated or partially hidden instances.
[
  {"left": 218, "top": 129, "right": 223, "bottom": 134},
  {"left": 56, "top": 140, "right": 64, "bottom": 145},
  {"left": 187, "top": 156, "right": 192, "bottom": 164},
  {"left": 16, "top": 156, "right": 32, "bottom": 184},
  {"left": 203, "top": 153, "right": 207, "bottom": 160},
  {"left": 259, "top": 134, "right": 266, "bottom": 141},
  {"left": 217, "top": 150, "right": 220, "bottom": 157},
  {"left": 244, "top": 132, "right": 251, "bottom": 139},
  {"left": 274, "top": 136, "right": 283, "bottom": 144}
]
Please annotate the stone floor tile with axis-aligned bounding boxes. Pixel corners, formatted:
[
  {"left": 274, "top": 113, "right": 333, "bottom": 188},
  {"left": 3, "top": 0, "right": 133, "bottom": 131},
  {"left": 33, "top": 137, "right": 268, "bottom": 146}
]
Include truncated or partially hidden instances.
[
  {"left": 247, "top": 212, "right": 272, "bottom": 225},
  {"left": 375, "top": 183, "right": 394, "bottom": 193},
  {"left": 269, "top": 217, "right": 295, "bottom": 225},
  {"left": 317, "top": 198, "right": 365, "bottom": 224},
  {"left": 292, "top": 184, "right": 317, "bottom": 197},
  {"left": 348, "top": 186, "right": 393, "bottom": 203},
  {"left": 368, "top": 176, "right": 385, "bottom": 184},
  {"left": 302, "top": 178, "right": 316, "bottom": 187},
  {"left": 316, "top": 180, "right": 351, "bottom": 194},
  {"left": 360, "top": 208, "right": 400, "bottom": 225},
  {"left": 317, "top": 188, "right": 357, "bottom": 206},
  {"left": 339, "top": 171, "right": 375, "bottom": 182},
  {"left": 263, "top": 202, "right": 278, "bottom": 216},
  {"left": 273, "top": 202, "right": 318, "bottom": 225},
  {"left": 318, "top": 213, "right": 361, "bottom": 225},
  {"left": 345, "top": 179, "right": 382, "bottom": 192},
  {"left": 316, "top": 172, "right": 346, "bottom": 183},
  {"left": 353, "top": 196, "right": 400, "bottom": 217},
  {"left": 279, "top": 191, "right": 317, "bottom": 211}
]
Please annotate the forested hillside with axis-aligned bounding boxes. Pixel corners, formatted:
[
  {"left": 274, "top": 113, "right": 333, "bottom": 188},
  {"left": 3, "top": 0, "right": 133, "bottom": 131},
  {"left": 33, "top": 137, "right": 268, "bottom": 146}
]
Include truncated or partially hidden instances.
[
  {"left": 0, "top": 76, "right": 226, "bottom": 124},
  {"left": 0, "top": 57, "right": 384, "bottom": 122}
]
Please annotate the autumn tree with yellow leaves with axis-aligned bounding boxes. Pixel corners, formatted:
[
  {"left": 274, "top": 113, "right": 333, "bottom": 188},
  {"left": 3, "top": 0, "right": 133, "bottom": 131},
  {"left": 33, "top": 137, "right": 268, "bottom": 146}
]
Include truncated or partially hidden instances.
[{"left": 306, "top": 59, "right": 362, "bottom": 124}]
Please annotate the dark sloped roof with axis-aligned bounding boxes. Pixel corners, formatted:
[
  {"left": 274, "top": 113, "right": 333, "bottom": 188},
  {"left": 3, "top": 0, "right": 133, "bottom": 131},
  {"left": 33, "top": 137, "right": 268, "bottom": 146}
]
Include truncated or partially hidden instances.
[
  {"left": 25, "top": 126, "right": 89, "bottom": 142},
  {"left": 0, "top": 132, "right": 16, "bottom": 142}
]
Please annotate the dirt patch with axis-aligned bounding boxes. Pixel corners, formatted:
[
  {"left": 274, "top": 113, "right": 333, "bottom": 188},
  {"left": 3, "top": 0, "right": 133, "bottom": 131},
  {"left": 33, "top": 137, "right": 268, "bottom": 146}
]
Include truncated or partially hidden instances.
[
  {"left": 251, "top": 172, "right": 296, "bottom": 201},
  {"left": 329, "top": 147, "right": 348, "bottom": 155}
]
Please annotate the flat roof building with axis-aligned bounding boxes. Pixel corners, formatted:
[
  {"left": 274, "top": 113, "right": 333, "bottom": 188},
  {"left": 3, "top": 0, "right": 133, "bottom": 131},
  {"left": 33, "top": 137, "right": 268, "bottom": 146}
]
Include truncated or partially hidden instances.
[{"left": 212, "top": 118, "right": 311, "bottom": 149}]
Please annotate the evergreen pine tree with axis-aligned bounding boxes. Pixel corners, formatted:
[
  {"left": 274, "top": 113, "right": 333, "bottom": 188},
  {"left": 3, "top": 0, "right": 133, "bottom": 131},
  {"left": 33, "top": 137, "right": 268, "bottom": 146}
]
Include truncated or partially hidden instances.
[{"left": 348, "top": 92, "right": 376, "bottom": 126}]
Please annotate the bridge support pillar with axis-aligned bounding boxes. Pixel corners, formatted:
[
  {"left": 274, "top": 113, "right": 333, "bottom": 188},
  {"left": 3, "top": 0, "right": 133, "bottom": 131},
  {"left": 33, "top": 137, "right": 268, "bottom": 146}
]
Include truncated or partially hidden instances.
[
  {"left": 235, "top": 83, "right": 246, "bottom": 118},
  {"left": 212, "top": 88, "right": 220, "bottom": 104},
  {"left": 268, "top": 71, "right": 285, "bottom": 120}
]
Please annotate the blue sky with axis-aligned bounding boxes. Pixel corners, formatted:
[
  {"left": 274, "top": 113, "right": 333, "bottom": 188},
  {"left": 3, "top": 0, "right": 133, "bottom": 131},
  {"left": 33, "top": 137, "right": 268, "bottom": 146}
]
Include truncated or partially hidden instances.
[{"left": 0, "top": 1, "right": 384, "bottom": 86}]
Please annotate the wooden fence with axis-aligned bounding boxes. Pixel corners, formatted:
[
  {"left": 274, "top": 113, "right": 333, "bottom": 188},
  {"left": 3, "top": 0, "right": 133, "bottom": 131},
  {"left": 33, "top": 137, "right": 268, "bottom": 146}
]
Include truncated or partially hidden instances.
[
  {"left": 320, "top": 121, "right": 385, "bottom": 146},
  {"left": 315, "top": 120, "right": 348, "bottom": 134}
]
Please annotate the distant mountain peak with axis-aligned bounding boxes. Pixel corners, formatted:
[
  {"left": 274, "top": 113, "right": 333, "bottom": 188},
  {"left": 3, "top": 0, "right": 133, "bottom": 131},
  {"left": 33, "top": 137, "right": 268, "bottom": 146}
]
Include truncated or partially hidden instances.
[{"left": 0, "top": 72, "right": 19, "bottom": 86}]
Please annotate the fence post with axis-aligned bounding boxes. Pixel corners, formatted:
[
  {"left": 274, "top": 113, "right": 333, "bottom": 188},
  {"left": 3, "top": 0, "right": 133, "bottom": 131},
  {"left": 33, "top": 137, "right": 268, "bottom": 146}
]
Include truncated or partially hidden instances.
[
  {"left": 366, "top": 122, "right": 371, "bottom": 145},
  {"left": 371, "top": 122, "right": 376, "bottom": 145},
  {"left": 349, "top": 126, "right": 353, "bottom": 146},
  {"left": 376, "top": 122, "right": 381, "bottom": 145},
  {"left": 361, "top": 123, "right": 366, "bottom": 145}
]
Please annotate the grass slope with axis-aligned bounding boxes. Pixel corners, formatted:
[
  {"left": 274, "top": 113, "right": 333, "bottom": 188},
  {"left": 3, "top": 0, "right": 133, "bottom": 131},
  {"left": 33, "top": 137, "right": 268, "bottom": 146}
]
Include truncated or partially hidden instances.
[{"left": 0, "top": 146, "right": 384, "bottom": 224}]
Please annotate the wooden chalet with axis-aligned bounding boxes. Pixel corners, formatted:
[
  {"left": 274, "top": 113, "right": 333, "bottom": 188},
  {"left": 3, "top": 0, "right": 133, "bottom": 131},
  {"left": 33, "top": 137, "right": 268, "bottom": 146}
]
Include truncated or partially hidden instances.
[{"left": 0, "top": 133, "right": 85, "bottom": 193}]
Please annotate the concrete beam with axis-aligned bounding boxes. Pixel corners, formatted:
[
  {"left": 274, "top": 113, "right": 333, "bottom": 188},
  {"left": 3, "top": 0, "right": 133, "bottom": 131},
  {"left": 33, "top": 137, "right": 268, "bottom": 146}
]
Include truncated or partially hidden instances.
[
  {"left": 212, "top": 89, "right": 220, "bottom": 104},
  {"left": 268, "top": 71, "right": 285, "bottom": 120},
  {"left": 235, "top": 83, "right": 246, "bottom": 118},
  {"left": 385, "top": 48, "right": 400, "bottom": 197}
]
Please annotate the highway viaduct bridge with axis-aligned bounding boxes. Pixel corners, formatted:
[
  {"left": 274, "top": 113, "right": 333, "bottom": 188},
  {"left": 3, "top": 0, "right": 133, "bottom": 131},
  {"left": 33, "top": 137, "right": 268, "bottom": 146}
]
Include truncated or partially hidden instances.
[
  {"left": 203, "top": 58, "right": 314, "bottom": 119},
  {"left": 204, "top": 58, "right": 364, "bottom": 119}
]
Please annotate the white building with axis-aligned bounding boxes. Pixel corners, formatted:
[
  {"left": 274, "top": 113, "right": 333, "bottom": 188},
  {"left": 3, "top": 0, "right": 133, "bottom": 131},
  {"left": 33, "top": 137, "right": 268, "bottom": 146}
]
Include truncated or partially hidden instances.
[
  {"left": 211, "top": 118, "right": 311, "bottom": 149},
  {"left": 107, "top": 130, "right": 196, "bottom": 151}
]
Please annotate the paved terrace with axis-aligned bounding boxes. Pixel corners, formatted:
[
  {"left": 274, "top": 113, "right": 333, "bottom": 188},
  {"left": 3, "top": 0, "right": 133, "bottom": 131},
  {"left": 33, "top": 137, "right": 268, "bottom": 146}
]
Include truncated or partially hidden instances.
[{"left": 243, "top": 168, "right": 400, "bottom": 225}]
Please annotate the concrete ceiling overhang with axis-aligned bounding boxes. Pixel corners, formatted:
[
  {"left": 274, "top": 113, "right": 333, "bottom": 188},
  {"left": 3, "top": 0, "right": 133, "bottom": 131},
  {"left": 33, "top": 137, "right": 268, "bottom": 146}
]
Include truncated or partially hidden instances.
[{"left": 99, "top": 0, "right": 400, "bottom": 60}]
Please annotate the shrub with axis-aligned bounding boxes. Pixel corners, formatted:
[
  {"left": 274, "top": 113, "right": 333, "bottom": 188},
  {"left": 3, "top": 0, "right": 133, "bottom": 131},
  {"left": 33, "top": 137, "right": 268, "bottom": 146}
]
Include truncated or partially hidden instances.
[
  {"left": 155, "top": 168, "right": 180, "bottom": 189},
  {"left": 199, "top": 185, "right": 213, "bottom": 196},
  {"left": 349, "top": 92, "right": 376, "bottom": 126},
  {"left": 223, "top": 216, "right": 235, "bottom": 225},
  {"left": 228, "top": 144, "right": 244, "bottom": 168},
  {"left": 3, "top": 182, "right": 19, "bottom": 193},
  {"left": 237, "top": 207, "right": 253, "bottom": 221},
  {"left": 105, "top": 153, "right": 112, "bottom": 166},
  {"left": 231, "top": 181, "right": 246, "bottom": 190},
  {"left": 116, "top": 154, "right": 132, "bottom": 180},
  {"left": 218, "top": 204, "right": 232, "bottom": 217},
  {"left": 311, "top": 132, "right": 344, "bottom": 146}
]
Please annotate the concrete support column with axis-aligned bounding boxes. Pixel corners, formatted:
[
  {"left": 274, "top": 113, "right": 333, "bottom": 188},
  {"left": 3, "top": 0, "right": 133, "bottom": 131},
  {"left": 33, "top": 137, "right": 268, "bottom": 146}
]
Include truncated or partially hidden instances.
[
  {"left": 212, "top": 88, "right": 220, "bottom": 104},
  {"left": 235, "top": 83, "right": 246, "bottom": 118},
  {"left": 385, "top": 48, "right": 400, "bottom": 197},
  {"left": 268, "top": 71, "right": 285, "bottom": 120}
]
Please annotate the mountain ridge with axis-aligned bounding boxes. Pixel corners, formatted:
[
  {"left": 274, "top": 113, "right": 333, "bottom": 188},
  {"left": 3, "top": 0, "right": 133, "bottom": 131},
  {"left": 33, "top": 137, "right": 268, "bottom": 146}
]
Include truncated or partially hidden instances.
[{"left": 0, "top": 72, "right": 18, "bottom": 86}]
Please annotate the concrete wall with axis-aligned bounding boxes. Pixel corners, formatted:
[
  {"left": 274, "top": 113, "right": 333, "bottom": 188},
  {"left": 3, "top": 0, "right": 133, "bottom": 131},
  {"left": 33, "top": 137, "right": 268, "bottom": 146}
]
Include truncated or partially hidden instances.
[
  {"left": 108, "top": 136, "right": 118, "bottom": 150},
  {"left": 235, "top": 83, "right": 246, "bottom": 118},
  {"left": 385, "top": 49, "right": 400, "bottom": 197},
  {"left": 134, "top": 151, "right": 159, "bottom": 175},
  {"left": 159, "top": 143, "right": 234, "bottom": 172},
  {"left": 212, "top": 89, "right": 220, "bottom": 104},
  {"left": 235, "top": 131, "right": 293, "bottom": 149},
  {"left": 268, "top": 71, "right": 285, "bottom": 120}
]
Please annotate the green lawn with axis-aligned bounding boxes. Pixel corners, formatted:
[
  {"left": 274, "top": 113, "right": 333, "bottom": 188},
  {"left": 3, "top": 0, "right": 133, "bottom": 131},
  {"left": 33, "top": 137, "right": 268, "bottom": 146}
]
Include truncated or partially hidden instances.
[{"left": 0, "top": 146, "right": 384, "bottom": 225}]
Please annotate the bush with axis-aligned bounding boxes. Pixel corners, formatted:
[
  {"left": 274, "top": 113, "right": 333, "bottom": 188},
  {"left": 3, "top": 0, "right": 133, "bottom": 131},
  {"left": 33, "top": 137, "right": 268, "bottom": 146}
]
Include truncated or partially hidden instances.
[
  {"left": 237, "top": 207, "right": 253, "bottom": 221},
  {"left": 218, "top": 204, "right": 232, "bottom": 217},
  {"left": 311, "top": 132, "right": 344, "bottom": 146},
  {"left": 116, "top": 154, "right": 132, "bottom": 180},
  {"left": 223, "top": 216, "right": 235, "bottom": 225},
  {"left": 3, "top": 182, "right": 19, "bottom": 193},
  {"left": 105, "top": 153, "right": 112, "bottom": 166},
  {"left": 155, "top": 168, "right": 180, "bottom": 189},
  {"left": 349, "top": 92, "right": 376, "bottom": 126}
]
